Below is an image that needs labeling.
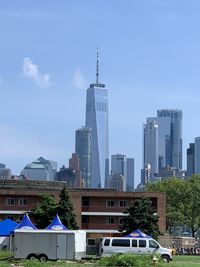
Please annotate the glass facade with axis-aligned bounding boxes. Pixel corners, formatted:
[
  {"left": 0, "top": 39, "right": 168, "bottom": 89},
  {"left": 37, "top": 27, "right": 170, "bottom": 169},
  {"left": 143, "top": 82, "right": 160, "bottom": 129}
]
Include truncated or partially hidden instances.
[
  {"left": 157, "top": 109, "right": 182, "bottom": 170},
  {"left": 85, "top": 83, "right": 109, "bottom": 188},
  {"left": 75, "top": 127, "right": 92, "bottom": 187}
]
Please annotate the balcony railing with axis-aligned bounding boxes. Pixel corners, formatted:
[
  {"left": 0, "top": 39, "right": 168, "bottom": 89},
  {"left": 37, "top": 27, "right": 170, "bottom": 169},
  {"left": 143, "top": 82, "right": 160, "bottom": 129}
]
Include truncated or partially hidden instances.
[{"left": 82, "top": 205, "right": 127, "bottom": 212}]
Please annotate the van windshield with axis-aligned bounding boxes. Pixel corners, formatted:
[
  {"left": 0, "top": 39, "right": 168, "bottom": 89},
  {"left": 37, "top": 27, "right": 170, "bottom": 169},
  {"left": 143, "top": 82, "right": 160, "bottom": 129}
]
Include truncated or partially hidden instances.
[{"left": 149, "top": 240, "right": 159, "bottom": 249}]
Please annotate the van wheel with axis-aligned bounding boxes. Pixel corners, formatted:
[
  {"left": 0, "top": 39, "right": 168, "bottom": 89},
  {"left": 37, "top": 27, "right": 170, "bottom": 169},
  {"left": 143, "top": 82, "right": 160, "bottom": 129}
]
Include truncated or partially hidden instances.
[
  {"left": 39, "top": 254, "right": 48, "bottom": 262},
  {"left": 161, "top": 255, "right": 170, "bottom": 263},
  {"left": 27, "top": 254, "right": 38, "bottom": 261}
]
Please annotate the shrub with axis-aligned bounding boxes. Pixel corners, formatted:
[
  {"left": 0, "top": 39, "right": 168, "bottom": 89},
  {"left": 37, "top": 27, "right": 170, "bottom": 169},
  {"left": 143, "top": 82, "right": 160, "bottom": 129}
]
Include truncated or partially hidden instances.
[{"left": 96, "top": 253, "right": 156, "bottom": 267}]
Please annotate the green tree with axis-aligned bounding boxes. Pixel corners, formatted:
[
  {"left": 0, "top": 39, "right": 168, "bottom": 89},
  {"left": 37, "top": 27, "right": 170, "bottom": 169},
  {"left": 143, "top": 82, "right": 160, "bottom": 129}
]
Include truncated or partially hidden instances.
[
  {"left": 57, "top": 185, "right": 78, "bottom": 229},
  {"left": 147, "top": 176, "right": 200, "bottom": 237},
  {"left": 119, "top": 198, "right": 161, "bottom": 239},
  {"left": 31, "top": 186, "right": 78, "bottom": 229},
  {"left": 31, "top": 194, "right": 57, "bottom": 228},
  {"left": 147, "top": 177, "right": 185, "bottom": 234}
]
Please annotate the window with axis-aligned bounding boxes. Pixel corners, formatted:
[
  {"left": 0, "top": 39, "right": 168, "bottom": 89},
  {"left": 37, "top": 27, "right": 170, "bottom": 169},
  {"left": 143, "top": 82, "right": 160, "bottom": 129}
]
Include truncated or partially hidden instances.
[
  {"left": 82, "top": 216, "right": 89, "bottom": 224},
  {"left": 104, "top": 239, "right": 110, "bottom": 246},
  {"left": 106, "top": 200, "right": 114, "bottom": 207},
  {"left": 87, "top": 238, "right": 95, "bottom": 246},
  {"left": 132, "top": 239, "right": 137, "bottom": 247},
  {"left": 119, "top": 200, "right": 128, "bottom": 207},
  {"left": 6, "top": 198, "right": 15, "bottom": 206},
  {"left": 149, "top": 240, "right": 159, "bottom": 249},
  {"left": 112, "top": 239, "right": 130, "bottom": 247},
  {"left": 139, "top": 240, "right": 146, "bottom": 248},
  {"left": 106, "top": 217, "right": 115, "bottom": 224},
  {"left": 119, "top": 217, "right": 124, "bottom": 225},
  {"left": 82, "top": 197, "right": 90, "bottom": 206},
  {"left": 18, "top": 198, "right": 28, "bottom": 206}
]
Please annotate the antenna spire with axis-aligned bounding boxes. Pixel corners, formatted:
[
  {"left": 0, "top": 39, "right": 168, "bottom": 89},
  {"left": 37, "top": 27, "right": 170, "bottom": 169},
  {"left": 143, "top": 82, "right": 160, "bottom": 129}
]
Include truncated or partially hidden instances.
[{"left": 96, "top": 46, "right": 99, "bottom": 84}]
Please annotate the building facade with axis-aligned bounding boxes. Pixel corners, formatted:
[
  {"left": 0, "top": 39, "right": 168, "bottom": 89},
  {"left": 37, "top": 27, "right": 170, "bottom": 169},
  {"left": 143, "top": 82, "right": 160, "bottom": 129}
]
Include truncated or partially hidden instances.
[
  {"left": 157, "top": 109, "right": 182, "bottom": 170},
  {"left": 195, "top": 137, "right": 200, "bottom": 175},
  {"left": 21, "top": 157, "right": 57, "bottom": 181},
  {"left": 126, "top": 158, "right": 135, "bottom": 191},
  {"left": 0, "top": 163, "right": 11, "bottom": 180},
  {"left": 85, "top": 51, "right": 109, "bottom": 188},
  {"left": 142, "top": 109, "right": 182, "bottom": 184},
  {"left": 187, "top": 143, "right": 195, "bottom": 177},
  {"left": 0, "top": 180, "right": 166, "bottom": 233},
  {"left": 75, "top": 127, "right": 92, "bottom": 187}
]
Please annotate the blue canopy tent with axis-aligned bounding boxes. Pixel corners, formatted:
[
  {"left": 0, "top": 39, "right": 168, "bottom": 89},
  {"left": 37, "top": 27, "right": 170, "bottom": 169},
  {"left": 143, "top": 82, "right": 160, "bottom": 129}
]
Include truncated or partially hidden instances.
[
  {"left": 0, "top": 219, "right": 18, "bottom": 236},
  {"left": 46, "top": 214, "right": 68, "bottom": 230},
  {"left": 125, "top": 229, "right": 152, "bottom": 238},
  {"left": 15, "top": 214, "right": 37, "bottom": 230}
]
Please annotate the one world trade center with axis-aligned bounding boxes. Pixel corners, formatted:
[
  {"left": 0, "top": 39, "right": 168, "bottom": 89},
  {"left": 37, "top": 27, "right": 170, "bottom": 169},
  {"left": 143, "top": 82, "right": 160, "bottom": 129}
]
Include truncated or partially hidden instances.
[{"left": 85, "top": 49, "right": 109, "bottom": 188}]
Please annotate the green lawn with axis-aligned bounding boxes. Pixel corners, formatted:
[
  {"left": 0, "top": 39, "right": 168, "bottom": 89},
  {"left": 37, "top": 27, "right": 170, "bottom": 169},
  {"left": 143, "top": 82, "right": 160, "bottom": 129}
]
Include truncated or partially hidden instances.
[{"left": 1, "top": 254, "right": 200, "bottom": 266}]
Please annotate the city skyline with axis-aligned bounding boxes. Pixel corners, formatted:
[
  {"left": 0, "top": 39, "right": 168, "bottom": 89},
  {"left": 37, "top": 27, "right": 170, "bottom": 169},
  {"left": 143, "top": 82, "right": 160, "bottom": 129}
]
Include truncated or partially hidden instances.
[{"left": 1, "top": 1, "right": 200, "bottom": 186}]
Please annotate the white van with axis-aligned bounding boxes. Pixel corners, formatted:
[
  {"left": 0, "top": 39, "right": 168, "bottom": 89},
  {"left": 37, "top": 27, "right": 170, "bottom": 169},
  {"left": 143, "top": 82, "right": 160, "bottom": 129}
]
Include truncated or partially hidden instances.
[{"left": 100, "top": 237, "right": 172, "bottom": 262}]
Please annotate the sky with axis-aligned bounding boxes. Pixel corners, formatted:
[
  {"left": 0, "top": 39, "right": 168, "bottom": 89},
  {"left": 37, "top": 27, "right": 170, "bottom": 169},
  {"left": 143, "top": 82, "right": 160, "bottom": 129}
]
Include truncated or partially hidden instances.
[{"left": 1, "top": 0, "right": 200, "bottom": 187}]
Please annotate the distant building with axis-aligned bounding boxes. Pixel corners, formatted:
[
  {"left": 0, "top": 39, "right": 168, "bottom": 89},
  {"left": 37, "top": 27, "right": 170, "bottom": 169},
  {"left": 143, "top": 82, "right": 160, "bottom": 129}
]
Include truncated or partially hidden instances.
[
  {"left": 0, "top": 163, "right": 11, "bottom": 180},
  {"left": 142, "top": 109, "right": 182, "bottom": 184},
  {"left": 69, "top": 153, "right": 82, "bottom": 187},
  {"left": 187, "top": 143, "right": 195, "bottom": 177},
  {"left": 75, "top": 127, "right": 92, "bottom": 187},
  {"left": 111, "top": 154, "right": 135, "bottom": 191},
  {"left": 195, "top": 137, "right": 200, "bottom": 175},
  {"left": 56, "top": 166, "right": 76, "bottom": 187},
  {"left": 21, "top": 157, "right": 57, "bottom": 181},
  {"left": 109, "top": 174, "right": 126, "bottom": 191},
  {"left": 56, "top": 154, "right": 82, "bottom": 188},
  {"left": 126, "top": 158, "right": 135, "bottom": 191},
  {"left": 85, "top": 49, "right": 109, "bottom": 188},
  {"left": 157, "top": 166, "right": 185, "bottom": 180},
  {"left": 141, "top": 164, "right": 151, "bottom": 186}
]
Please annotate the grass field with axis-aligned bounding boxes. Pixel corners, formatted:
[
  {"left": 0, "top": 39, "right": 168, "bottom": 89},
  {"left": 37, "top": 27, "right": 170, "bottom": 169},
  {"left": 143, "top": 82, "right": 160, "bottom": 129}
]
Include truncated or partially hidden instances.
[{"left": 1, "top": 253, "right": 200, "bottom": 266}]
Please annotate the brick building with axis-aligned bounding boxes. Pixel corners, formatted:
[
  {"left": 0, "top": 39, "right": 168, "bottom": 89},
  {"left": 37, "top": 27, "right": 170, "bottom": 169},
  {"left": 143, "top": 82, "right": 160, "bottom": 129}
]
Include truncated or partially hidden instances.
[{"left": 0, "top": 180, "right": 166, "bottom": 233}]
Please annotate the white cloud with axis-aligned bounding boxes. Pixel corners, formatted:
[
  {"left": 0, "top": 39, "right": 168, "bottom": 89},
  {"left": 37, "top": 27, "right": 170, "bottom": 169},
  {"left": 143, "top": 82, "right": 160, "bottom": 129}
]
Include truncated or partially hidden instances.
[
  {"left": 22, "top": 57, "right": 52, "bottom": 88},
  {"left": 72, "top": 68, "right": 87, "bottom": 89}
]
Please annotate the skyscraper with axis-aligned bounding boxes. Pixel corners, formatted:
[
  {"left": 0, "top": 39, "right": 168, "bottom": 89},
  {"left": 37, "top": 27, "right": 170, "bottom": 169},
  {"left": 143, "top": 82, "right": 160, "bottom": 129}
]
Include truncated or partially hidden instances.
[
  {"left": 187, "top": 143, "right": 195, "bottom": 177},
  {"left": 143, "top": 118, "right": 159, "bottom": 176},
  {"left": 157, "top": 109, "right": 182, "bottom": 170},
  {"left": 75, "top": 127, "right": 92, "bottom": 187},
  {"left": 142, "top": 109, "right": 182, "bottom": 183},
  {"left": 85, "top": 49, "right": 109, "bottom": 188},
  {"left": 195, "top": 137, "right": 200, "bottom": 175},
  {"left": 126, "top": 158, "right": 135, "bottom": 191}
]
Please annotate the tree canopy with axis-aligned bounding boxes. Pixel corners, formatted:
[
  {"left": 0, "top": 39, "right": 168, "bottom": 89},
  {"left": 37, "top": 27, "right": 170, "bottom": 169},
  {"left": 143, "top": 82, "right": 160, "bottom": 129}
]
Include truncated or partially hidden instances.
[
  {"left": 119, "top": 197, "right": 161, "bottom": 239},
  {"left": 31, "top": 186, "right": 78, "bottom": 229},
  {"left": 147, "top": 175, "right": 200, "bottom": 237}
]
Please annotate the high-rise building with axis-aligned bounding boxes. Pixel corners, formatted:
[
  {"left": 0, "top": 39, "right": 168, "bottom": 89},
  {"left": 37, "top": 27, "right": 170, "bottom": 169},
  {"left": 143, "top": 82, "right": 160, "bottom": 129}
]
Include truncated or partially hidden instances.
[
  {"left": 111, "top": 154, "right": 126, "bottom": 179},
  {"left": 195, "top": 137, "right": 200, "bottom": 175},
  {"left": 109, "top": 174, "right": 126, "bottom": 191},
  {"left": 75, "top": 127, "right": 92, "bottom": 187},
  {"left": 85, "top": 49, "right": 109, "bottom": 188},
  {"left": 142, "top": 109, "right": 182, "bottom": 184},
  {"left": 143, "top": 118, "right": 159, "bottom": 177},
  {"left": 126, "top": 158, "right": 135, "bottom": 191},
  {"left": 187, "top": 143, "right": 195, "bottom": 177},
  {"left": 157, "top": 109, "right": 182, "bottom": 170},
  {"left": 0, "top": 163, "right": 11, "bottom": 180}
]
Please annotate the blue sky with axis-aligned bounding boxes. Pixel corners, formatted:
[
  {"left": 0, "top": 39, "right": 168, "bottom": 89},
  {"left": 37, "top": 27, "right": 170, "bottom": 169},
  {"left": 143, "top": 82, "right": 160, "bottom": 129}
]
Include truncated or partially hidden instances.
[{"left": 1, "top": 0, "right": 200, "bottom": 186}]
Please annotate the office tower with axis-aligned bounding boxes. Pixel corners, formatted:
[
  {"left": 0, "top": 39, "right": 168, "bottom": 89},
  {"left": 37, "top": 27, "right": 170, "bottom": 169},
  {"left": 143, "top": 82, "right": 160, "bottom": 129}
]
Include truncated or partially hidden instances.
[
  {"left": 69, "top": 153, "right": 82, "bottom": 187},
  {"left": 142, "top": 109, "right": 182, "bottom": 184},
  {"left": 195, "top": 137, "right": 200, "bottom": 174},
  {"left": 157, "top": 109, "right": 182, "bottom": 170},
  {"left": 187, "top": 143, "right": 195, "bottom": 177},
  {"left": 126, "top": 158, "right": 135, "bottom": 191},
  {"left": 21, "top": 157, "right": 57, "bottom": 181},
  {"left": 75, "top": 127, "right": 92, "bottom": 187},
  {"left": 85, "top": 49, "right": 109, "bottom": 188},
  {"left": 109, "top": 174, "right": 126, "bottom": 191},
  {"left": 111, "top": 154, "right": 127, "bottom": 179},
  {"left": 143, "top": 118, "right": 159, "bottom": 177}
]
